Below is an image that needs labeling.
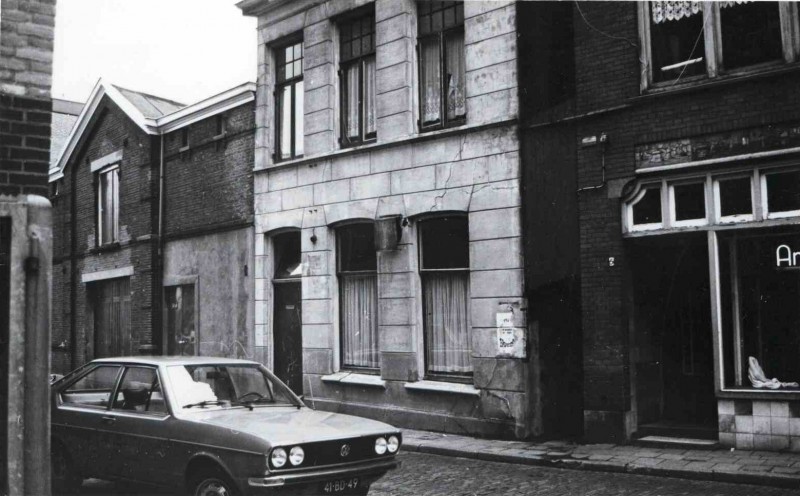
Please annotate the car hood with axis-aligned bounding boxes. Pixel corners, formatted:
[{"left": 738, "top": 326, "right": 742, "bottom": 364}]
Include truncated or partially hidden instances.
[{"left": 184, "top": 407, "right": 397, "bottom": 446}]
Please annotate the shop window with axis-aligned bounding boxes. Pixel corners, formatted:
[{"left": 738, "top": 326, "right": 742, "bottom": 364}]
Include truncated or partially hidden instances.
[
  {"left": 631, "top": 185, "right": 663, "bottom": 228},
  {"left": 715, "top": 176, "right": 753, "bottom": 221},
  {"left": 419, "top": 216, "right": 471, "bottom": 378},
  {"left": 275, "top": 39, "right": 304, "bottom": 161},
  {"left": 337, "top": 224, "right": 379, "bottom": 370},
  {"left": 720, "top": 232, "right": 800, "bottom": 389},
  {"left": 764, "top": 169, "right": 800, "bottom": 218},
  {"left": 720, "top": 1, "right": 782, "bottom": 70},
  {"left": 339, "top": 10, "right": 377, "bottom": 146},
  {"left": 640, "top": 2, "right": 798, "bottom": 89},
  {"left": 671, "top": 181, "right": 706, "bottom": 224},
  {"left": 273, "top": 231, "right": 301, "bottom": 279},
  {"left": 97, "top": 165, "right": 119, "bottom": 245},
  {"left": 418, "top": 1, "right": 466, "bottom": 130}
]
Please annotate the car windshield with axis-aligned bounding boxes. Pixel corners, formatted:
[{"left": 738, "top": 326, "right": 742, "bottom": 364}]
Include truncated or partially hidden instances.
[{"left": 166, "top": 364, "right": 300, "bottom": 411}]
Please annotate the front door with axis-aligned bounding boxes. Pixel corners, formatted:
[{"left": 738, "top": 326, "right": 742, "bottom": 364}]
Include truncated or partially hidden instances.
[
  {"left": 92, "top": 278, "right": 131, "bottom": 358},
  {"left": 273, "top": 281, "right": 303, "bottom": 394},
  {"left": 165, "top": 284, "right": 196, "bottom": 356}
]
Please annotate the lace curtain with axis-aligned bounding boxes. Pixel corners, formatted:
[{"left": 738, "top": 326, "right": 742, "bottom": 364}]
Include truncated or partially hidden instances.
[
  {"left": 341, "top": 274, "right": 379, "bottom": 369},
  {"left": 445, "top": 32, "right": 466, "bottom": 121},
  {"left": 652, "top": 0, "right": 752, "bottom": 24},
  {"left": 345, "top": 64, "right": 360, "bottom": 139},
  {"left": 364, "top": 57, "right": 376, "bottom": 135},
  {"left": 423, "top": 272, "right": 471, "bottom": 374},
  {"left": 421, "top": 38, "right": 441, "bottom": 124}
]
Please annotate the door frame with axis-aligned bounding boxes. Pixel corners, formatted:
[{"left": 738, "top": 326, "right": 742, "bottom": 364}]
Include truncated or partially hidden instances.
[
  {"left": 87, "top": 276, "right": 132, "bottom": 359},
  {"left": 272, "top": 278, "right": 303, "bottom": 393},
  {"left": 162, "top": 275, "right": 200, "bottom": 356}
]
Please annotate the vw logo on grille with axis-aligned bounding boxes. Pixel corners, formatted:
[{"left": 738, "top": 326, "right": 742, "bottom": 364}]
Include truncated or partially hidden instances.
[{"left": 340, "top": 444, "right": 351, "bottom": 457}]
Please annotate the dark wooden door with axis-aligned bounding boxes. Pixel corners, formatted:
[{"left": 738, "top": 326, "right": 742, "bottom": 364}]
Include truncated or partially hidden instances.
[
  {"left": 93, "top": 278, "right": 131, "bottom": 358},
  {"left": 273, "top": 282, "right": 303, "bottom": 394},
  {"left": 165, "top": 284, "right": 196, "bottom": 356}
]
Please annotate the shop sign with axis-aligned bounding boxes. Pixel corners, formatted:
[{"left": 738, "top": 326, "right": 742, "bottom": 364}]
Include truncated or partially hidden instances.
[
  {"left": 636, "top": 122, "right": 800, "bottom": 171},
  {"left": 775, "top": 244, "right": 800, "bottom": 269}
]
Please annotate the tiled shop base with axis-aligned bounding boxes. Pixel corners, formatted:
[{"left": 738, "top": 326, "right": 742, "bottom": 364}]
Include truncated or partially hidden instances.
[{"left": 719, "top": 400, "right": 800, "bottom": 451}]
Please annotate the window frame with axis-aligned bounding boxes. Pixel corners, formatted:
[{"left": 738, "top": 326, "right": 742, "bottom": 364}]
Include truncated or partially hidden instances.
[
  {"left": 417, "top": 1, "right": 466, "bottom": 132},
  {"left": 96, "top": 164, "right": 120, "bottom": 246},
  {"left": 417, "top": 215, "right": 472, "bottom": 382},
  {"left": 668, "top": 179, "right": 708, "bottom": 228},
  {"left": 59, "top": 364, "right": 124, "bottom": 411},
  {"left": 338, "top": 9, "right": 377, "bottom": 147},
  {"left": 639, "top": 1, "right": 800, "bottom": 92},
  {"left": 336, "top": 222, "right": 380, "bottom": 373},
  {"left": 274, "top": 37, "right": 305, "bottom": 162},
  {"left": 111, "top": 365, "right": 170, "bottom": 417}
]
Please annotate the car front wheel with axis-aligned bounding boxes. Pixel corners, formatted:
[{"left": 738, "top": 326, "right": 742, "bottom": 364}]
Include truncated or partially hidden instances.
[
  {"left": 191, "top": 472, "right": 239, "bottom": 496},
  {"left": 51, "top": 443, "right": 82, "bottom": 494}
]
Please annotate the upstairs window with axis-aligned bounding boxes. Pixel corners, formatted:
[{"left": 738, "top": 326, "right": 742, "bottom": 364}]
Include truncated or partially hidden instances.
[
  {"left": 97, "top": 165, "right": 119, "bottom": 245},
  {"left": 419, "top": 216, "right": 472, "bottom": 379},
  {"left": 337, "top": 224, "right": 379, "bottom": 371},
  {"left": 418, "top": 1, "right": 466, "bottom": 130},
  {"left": 275, "top": 40, "right": 304, "bottom": 161},
  {"left": 340, "top": 11, "right": 377, "bottom": 146},
  {"left": 641, "top": 2, "right": 799, "bottom": 89}
]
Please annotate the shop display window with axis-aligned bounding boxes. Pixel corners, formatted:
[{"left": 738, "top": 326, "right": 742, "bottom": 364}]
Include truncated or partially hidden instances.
[{"left": 720, "top": 230, "right": 800, "bottom": 389}]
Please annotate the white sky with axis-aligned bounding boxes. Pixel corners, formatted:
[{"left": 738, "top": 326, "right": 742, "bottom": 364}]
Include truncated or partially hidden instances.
[{"left": 52, "top": 0, "right": 257, "bottom": 105}]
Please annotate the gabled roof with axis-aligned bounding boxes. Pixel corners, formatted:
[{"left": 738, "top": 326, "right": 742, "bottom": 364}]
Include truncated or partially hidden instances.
[{"left": 49, "top": 79, "right": 256, "bottom": 182}]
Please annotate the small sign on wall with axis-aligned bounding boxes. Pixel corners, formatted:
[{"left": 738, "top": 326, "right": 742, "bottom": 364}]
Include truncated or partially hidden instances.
[{"left": 496, "top": 312, "right": 525, "bottom": 358}]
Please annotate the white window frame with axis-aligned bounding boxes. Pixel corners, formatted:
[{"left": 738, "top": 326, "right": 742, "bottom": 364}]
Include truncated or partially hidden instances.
[
  {"left": 639, "top": 1, "right": 800, "bottom": 92},
  {"left": 97, "top": 165, "right": 119, "bottom": 245},
  {"left": 626, "top": 183, "right": 665, "bottom": 232},
  {"left": 761, "top": 167, "right": 800, "bottom": 220},
  {"left": 713, "top": 172, "right": 756, "bottom": 224},
  {"left": 669, "top": 179, "right": 708, "bottom": 228}
]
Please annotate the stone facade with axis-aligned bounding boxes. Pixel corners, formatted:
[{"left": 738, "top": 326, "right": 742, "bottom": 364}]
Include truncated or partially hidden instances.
[{"left": 240, "top": 0, "right": 530, "bottom": 437}]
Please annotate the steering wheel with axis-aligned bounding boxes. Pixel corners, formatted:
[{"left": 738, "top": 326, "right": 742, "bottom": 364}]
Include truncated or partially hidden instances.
[{"left": 236, "top": 391, "right": 266, "bottom": 402}]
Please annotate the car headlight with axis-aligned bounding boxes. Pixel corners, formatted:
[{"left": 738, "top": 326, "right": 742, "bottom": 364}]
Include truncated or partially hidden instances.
[
  {"left": 289, "top": 446, "right": 305, "bottom": 466},
  {"left": 271, "top": 447, "right": 287, "bottom": 468},
  {"left": 374, "top": 437, "right": 387, "bottom": 455},
  {"left": 387, "top": 435, "right": 400, "bottom": 453}
]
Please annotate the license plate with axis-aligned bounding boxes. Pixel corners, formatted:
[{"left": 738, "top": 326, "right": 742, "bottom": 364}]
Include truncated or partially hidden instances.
[{"left": 322, "top": 477, "right": 359, "bottom": 493}]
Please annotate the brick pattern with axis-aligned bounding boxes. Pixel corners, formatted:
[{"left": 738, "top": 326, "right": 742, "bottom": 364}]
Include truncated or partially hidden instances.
[
  {"left": 247, "top": 0, "right": 526, "bottom": 438},
  {"left": 0, "top": 0, "right": 56, "bottom": 99},
  {"left": 0, "top": 94, "right": 50, "bottom": 196}
]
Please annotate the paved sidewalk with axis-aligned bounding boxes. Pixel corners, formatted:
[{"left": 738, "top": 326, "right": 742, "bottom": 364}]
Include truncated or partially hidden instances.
[{"left": 401, "top": 429, "right": 800, "bottom": 489}]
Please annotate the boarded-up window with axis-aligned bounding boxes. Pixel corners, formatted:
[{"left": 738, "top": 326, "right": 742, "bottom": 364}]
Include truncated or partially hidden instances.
[
  {"left": 91, "top": 277, "right": 131, "bottom": 358},
  {"left": 165, "top": 284, "right": 196, "bottom": 356}
]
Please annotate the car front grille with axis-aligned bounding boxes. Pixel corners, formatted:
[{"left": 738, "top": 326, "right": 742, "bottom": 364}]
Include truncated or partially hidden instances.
[{"left": 270, "top": 432, "right": 401, "bottom": 472}]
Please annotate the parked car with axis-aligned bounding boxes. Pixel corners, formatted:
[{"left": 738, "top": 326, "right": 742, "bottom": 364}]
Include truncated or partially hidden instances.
[{"left": 50, "top": 357, "right": 401, "bottom": 495}]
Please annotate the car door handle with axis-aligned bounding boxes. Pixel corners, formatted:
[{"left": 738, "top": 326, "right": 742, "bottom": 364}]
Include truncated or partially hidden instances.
[{"left": 101, "top": 416, "right": 116, "bottom": 425}]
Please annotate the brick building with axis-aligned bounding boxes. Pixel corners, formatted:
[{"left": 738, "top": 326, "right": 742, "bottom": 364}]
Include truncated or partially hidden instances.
[
  {"left": 48, "top": 80, "right": 255, "bottom": 372},
  {"left": 520, "top": 1, "right": 800, "bottom": 450},
  {"left": 237, "top": 0, "right": 533, "bottom": 438}
]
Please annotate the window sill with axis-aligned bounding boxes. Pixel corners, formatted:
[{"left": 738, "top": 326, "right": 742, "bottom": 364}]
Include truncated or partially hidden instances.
[
  {"left": 404, "top": 380, "right": 480, "bottom": 397},
  {"left": 321, "top": 371, "right": 386, "bottom": 388},
  {"left": 90, "top": 241, "right": 120, "bottom": 254},
  {"left": 718, "top": 388, "right": 800, "bottom": 401}
]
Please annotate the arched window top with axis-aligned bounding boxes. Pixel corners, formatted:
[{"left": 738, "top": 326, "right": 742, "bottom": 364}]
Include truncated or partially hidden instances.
[{"left": 272, "top": 231, "right": 301, "bottom": 279}]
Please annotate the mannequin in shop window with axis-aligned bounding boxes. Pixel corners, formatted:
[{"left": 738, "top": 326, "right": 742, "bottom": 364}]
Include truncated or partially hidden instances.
[{"left": 748, "top": 356, "right": 799, "bottom": 389}]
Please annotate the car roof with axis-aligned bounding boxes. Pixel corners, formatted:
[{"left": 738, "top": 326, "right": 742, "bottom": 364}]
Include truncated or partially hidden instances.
[{"left": 90, "top": 356, "right": 261, "bottom": 366}]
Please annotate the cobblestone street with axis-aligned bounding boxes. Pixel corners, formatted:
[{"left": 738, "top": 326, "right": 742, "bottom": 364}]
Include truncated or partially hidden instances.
[{"left": 370, "top": 452, "right": 800, "bottom": 496}]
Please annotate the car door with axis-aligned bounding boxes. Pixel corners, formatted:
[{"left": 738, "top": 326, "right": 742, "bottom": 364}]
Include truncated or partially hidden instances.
[
  {"left": 106, "top": 365, "right": 175, "bottom": 485},
  {"left": 54, "top": 364, "right": 123, "bottom": 478}
]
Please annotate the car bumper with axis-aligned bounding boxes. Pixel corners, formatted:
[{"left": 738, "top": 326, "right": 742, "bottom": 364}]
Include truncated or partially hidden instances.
[{"left": 246, "top": 458, "right": 399, "bottom": 494}]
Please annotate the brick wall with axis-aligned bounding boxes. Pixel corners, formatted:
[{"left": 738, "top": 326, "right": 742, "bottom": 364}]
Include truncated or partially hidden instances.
[{"left": 0, "top": 0, "right": 56, "bottom": 196}]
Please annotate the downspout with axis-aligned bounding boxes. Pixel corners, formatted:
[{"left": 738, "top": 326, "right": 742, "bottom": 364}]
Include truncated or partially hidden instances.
[
  {"left": 69, "top": 161, "right": 78, "bottom": 369},
  {"left": 157, "top": 134, "right": 165, "bottom": 354}
]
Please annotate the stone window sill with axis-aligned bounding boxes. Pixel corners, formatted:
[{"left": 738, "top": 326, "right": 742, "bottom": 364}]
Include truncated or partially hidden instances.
[
  {"left": 404, "top": 380, "right": 480, "bottom": 397},
  {"left": 321, "top": 371, "right": 386, "bottom": 388}
]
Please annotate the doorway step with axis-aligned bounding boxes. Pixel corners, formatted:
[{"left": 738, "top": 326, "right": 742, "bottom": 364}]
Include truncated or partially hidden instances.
[{"left": 634, "top": 421, "right": 719, "bottom": 449}]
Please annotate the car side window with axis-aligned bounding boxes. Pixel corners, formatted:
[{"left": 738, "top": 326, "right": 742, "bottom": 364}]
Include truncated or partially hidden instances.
[
  {"left": 112, "top": 366, "right": 167, "bottom": 416},
  {"left": 61, "top": 365, "right": 122, "bottom": 409}
]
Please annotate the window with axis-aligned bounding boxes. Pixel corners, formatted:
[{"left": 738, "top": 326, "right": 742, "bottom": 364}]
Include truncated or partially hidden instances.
[
  {"left": 339, "top": 11, "right": 377, "bottom": 146},
  {"left": 715, "top": 175, "right": 753, "bottom": 221},
  {"left": 180, "top": 128, "right": 189, "bottom": 149},
  {"left": 215, "top": 114, "right": 226, "bottom": 136},
  {"left": 112, "top": 366, "right": 167, "bottom": 415},
  {"left": 720, "top": 231, "right": 800, "bottom": 389},
  {"left": 418, "top": 1, "right": 466, "bottom": 130},
  {"left": 97, "top": 166, "right": 119, "bottom": 245},
  {"left": 275, "top": 40, "right": 304, "bottom": 161},
  {"left": 61, "top": 365, "right": 122, "bottom": 409},
  {"left": 419, "top": 216, "right": 471, "bottom": 378},
  {"left": 630, "top": 185, "right": 663, "bottom": 229},
  {"left": 641, "top": 2, "right": 799, "bottom": 89},
  {"left": 764, "top": 169, "right": 800, "bottom": 218},
  {"left": 670, "top": 181, "right": 706, "bottom": 226},
  {"left": 337, "top": 224, "right": 379, "bottom": 370}
]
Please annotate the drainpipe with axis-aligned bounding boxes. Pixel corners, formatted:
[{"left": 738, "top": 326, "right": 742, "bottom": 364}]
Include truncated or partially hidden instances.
[{"left": 156, "top": 134, "right": 165, "bottom": 354}]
